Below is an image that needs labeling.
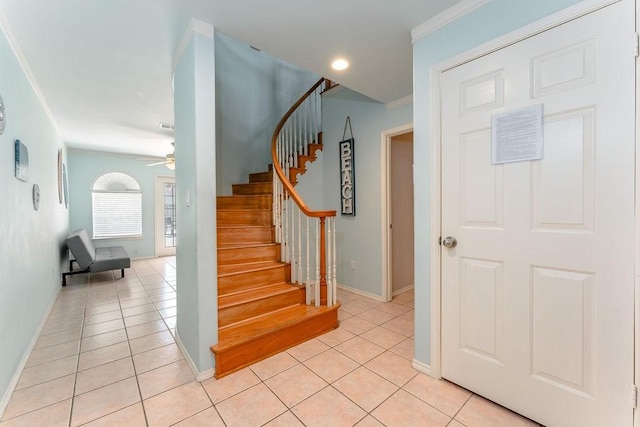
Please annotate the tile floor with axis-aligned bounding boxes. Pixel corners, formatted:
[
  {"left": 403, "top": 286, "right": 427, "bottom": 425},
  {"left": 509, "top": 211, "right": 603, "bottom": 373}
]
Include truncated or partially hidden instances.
[{"left": 0, "top": 257, "right": 540, "bottom": 427}]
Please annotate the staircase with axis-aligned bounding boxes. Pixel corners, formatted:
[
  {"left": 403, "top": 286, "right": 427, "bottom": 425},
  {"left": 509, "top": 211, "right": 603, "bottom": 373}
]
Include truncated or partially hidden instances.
[{"left": 212, "top": 136, "right": 339, "bottom": 378}]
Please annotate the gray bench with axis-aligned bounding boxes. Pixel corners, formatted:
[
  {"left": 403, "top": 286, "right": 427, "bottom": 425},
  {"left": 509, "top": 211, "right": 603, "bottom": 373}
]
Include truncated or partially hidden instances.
[{"left": 62, "top": 229, "right": 131, "bottom": 286}]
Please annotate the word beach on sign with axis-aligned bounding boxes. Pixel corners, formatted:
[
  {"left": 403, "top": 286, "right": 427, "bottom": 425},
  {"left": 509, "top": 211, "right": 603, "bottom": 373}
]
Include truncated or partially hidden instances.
[{"left": 340, "top": 138, "right": 355, "bottom": 216}]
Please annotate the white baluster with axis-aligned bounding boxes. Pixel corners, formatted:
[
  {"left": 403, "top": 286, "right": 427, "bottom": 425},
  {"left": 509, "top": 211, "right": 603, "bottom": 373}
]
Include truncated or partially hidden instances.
[
  {"left": 304, "top": 94, "right": 313, "bottom": 156},
  {"left": 283, "top": 190, "right": 288, "bottom": 262},
  {"left": 307, "top": 99, "right": 312, "bottom": 150},
  {"left": 292, "top": 113, "right": 297, "bottom": 169},
  {"left": 302, "top": 101, "right": 307, "bottom": 153},
  {"left": 332, "top": 216, "right": 337, "bottom": 305},
  {"left": 291, "top": 202, "right": 297, "bottom": 283},
  {"left": 327, "top": 217, "right": 333, "bottom": 308},
  {"left": 305, "top": 216, "right": 310, "bottom": 305},
  {"left": 297, "top": 108, "right": 301, "bottom": 163},
  {"left": 297, "top": 208, "right": 302, "bottom": 285},
  {"left": 286, "top": 125, "right": 291, "bottom": 181},
  {"left": 315, "top": 218, "right": 320, "bottom": 307},
  {"left": 273, "top": 168, "right": 279, "bottom": 244}
]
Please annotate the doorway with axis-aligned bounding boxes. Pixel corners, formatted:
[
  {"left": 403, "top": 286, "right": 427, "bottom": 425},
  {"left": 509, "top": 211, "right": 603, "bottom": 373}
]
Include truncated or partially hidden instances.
[
  {"left": 390, "top": 132, "right": 414, "bottom": 297},
  {"left": 382, "top": 124, "right": 414, "bottom": 302},
  {"left": 155, "top": 176, "right": 177, "bottom": 256}
]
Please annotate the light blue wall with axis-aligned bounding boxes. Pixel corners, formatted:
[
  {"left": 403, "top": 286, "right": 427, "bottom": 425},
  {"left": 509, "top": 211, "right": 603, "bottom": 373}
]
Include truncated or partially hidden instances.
[
  {"left": 174, "top": 29, "right": 217, "bottom": 374},
  {"left": 412, "top": 0, "right": 584, "bottom": 366},
  {"left": 322, "top": 92, "right": 412, "bottom": 298},
  {"left": 0, "top": 26, "right": 68, "bottom": 409},
  {"left": 215, "top": 31, "right": 319, "bottom": 194},
  {"left": 67, "top": 150, "right": 174, "bottom": 258}
]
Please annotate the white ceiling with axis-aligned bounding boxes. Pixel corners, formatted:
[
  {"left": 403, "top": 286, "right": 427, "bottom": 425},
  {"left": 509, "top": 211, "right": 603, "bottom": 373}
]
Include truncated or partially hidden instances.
[{"left": 0, "top": 0, "right": 461, "bottom": 157}]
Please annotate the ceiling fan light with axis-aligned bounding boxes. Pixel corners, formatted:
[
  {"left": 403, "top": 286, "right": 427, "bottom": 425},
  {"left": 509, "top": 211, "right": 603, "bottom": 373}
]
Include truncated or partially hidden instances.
[{"left": 165, "top": 161, "right": 175, "bottom": 170}]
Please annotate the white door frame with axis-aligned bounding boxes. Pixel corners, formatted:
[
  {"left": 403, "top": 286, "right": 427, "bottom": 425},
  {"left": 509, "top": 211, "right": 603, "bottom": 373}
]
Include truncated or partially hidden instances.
[
  {"left": 381, "top": 123, "right": 413, "bottom": 302},
  {"left": 154, "top": 175, "right": 176, "bottom": 257},
  {"left": 428, "top": 0, "right": 636, "bottom": 413}
]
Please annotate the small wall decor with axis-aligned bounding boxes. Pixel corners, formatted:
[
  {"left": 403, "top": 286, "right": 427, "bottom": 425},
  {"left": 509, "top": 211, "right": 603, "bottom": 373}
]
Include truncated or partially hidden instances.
[
  {"left": 339, "top": 116, "right": 355, "bottom": 216},
  {"left": 57, "top": 149, "right": 63, "bottom": 203},
  {"left": 62, "top": 163, "right": 69, "bottom": 208},
  {"left": 0, "top": 94, "right": 6, "bottom": 135},
  {"left": 14, "top": 139, "right": 29, "bottom": 182},
  {"left": 32, "top": 184, "right": 40, "bottom": 210}
]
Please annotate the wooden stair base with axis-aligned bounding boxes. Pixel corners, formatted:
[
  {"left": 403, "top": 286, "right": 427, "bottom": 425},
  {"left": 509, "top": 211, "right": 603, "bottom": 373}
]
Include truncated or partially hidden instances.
[
  {"left": 213, "top": 132, "right": 334, "bottom": 379},
  {"left": 211, "top": 303, "right": 340, "bottom": 378}
]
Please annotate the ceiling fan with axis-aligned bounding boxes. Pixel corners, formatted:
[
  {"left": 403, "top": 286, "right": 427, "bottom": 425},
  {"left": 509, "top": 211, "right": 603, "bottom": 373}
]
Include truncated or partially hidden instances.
[{"left": 146, "top": 142, "right": 175, "bottom": 170}]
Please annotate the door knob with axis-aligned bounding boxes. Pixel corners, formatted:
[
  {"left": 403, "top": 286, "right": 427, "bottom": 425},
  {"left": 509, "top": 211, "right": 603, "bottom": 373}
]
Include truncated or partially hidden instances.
[{"left": 442, "top": 236, "right": 457, "bottom": 249}]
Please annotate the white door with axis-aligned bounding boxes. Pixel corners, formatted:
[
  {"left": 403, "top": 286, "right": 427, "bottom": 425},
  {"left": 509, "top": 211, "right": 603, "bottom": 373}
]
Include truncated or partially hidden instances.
[
  {"left": 155, "top": 176, "right": 177, "bottom": 256},
  {"left": 440, "top": 2, "right": 635, "bottom": 426}
]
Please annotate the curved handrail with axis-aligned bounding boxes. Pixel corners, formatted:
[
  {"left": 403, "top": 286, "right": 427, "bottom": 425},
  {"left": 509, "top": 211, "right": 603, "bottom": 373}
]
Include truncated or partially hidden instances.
[{"left": 271, "top": 78, "right": 336, "bottom": 218}]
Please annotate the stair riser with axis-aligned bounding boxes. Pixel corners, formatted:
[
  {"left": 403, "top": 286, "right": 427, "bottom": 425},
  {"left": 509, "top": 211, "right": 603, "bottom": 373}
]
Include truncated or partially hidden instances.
[
  {"left": 217, "top": 210, "right": 272, "bottom": 227},
  {"left": 308, "top": 143, "right": 322, "bottom": 159},
  {"left": 219, "top": 289, "right": 304, "bottom": 327},
  {"left": 213, "top": 308, "right": 339, "bottom": 378},
  {"left": 232, "top": 183, "right": 272, "bottom": 195},
  {"left": 219, "top": 265, "right": 291, "bottom": 294},
  {"left": 217, "top": 196, "right": 271, "bottom": 210},
  {"left": 217, "top": 227, "right": 273, "bottom": 245},
  {"left": 218, "top": 245, "right": 280, "bottom": 265},
  {"left": 249, "top": 172, "right": 273, "bottom": 183}
]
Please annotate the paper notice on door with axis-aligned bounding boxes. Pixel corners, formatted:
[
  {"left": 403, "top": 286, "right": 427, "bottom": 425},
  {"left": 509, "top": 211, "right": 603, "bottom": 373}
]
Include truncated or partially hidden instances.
[{"left": 491, "top": 104, "right": 543, "bottom": 164}]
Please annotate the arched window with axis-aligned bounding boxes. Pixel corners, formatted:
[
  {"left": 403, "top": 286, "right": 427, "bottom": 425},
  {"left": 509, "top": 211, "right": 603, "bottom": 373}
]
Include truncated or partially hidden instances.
[{"left": 92, "top": 172, "right": 142, "bottom": 238}]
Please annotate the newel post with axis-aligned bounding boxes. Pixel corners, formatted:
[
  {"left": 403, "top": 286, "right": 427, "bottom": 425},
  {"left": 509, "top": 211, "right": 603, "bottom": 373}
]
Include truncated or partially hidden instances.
[{"left": 319, "top": 216, "right": 327, "bottom": 305}]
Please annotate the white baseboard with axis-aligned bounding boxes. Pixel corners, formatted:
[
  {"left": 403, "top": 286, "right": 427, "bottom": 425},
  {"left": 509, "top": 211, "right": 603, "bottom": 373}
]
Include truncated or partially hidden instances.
[
  {"left": 174, "top": 331, "right": 215, "bottom": 382},
  {"left": 336, "top": 284, "right": 386, "bottom": 302},
  {"left": 392, "top": 284, "right": 414, "bottom": 297},
  {"left": 412, "top": 359, "right": 432, "bottom": 376},
  {"left": 0, "top": 287, "right": 61, "bottom": 420}
]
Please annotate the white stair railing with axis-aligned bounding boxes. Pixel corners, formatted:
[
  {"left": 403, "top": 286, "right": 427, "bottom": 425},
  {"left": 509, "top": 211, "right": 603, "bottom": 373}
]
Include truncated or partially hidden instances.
[{"left": 271, "top": 78, "right": 338, "bottom": 307}]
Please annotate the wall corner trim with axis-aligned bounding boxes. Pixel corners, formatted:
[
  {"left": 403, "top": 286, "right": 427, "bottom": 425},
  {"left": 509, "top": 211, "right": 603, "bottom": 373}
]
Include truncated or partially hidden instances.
[
  {"left": 174, "top": 331, "right": 215, "bottom": 382},
  {"left": 411, "top": 0, "right": 490, "bottom": 43},
  {"left": 0, "top": 6, "right": 63, "bottom": 138},
  {"left": 172, "top": 19, "right": 214, "bottom": 73}
]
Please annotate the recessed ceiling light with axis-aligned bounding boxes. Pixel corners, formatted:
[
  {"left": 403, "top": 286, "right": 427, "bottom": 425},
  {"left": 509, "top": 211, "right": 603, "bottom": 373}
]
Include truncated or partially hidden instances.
[{"left": 332, "top": 59, "right": 349, "bottom": 71}]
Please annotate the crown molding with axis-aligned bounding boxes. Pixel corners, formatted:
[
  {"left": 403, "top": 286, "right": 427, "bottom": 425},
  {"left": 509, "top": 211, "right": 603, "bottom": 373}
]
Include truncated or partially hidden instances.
[
  {"left": 412, "top": 0, "right": 490, "bottom": 43},
  {"left": 172, "top": 19, "right": 214, "bottom": 73},
  {"left": 386, "top": 94, "right": 413, "bottom": 110},
  {"left": 67, "top": 146, "right": 164, "bottom": 160},
  {"left": 0, "top": 6, "right": 62, "bottom": 137}
]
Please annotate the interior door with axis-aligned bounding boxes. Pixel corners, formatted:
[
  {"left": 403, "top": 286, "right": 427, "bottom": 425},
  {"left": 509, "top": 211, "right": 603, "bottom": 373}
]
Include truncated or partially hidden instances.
[
  {"left": 440, "top": 2, "right": 635, "bottom": 426},
  {"left": 155, "top": 176, "right": 177, "bottom": 257}
]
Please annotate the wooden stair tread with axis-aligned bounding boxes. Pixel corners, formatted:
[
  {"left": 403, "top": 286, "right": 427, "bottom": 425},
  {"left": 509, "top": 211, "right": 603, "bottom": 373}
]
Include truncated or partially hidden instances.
[
  {"left": 217, "top": 242, "right": 277, "bottom": 250},
  {"left": 219, "top": 283, "right": 298, "bottom": 307},
  {"left": 218, "top": 224, "right": 273, "bottom": 228},
  {"left": 217, "top": 225, "right": 271, "bottom": 229},
  {"left": 249, "top": 171, "right": 273, "bottom": 183},
  {"left": 216, "top": 208, "right": 271, "bottom": 212},
  {"left": 232, "top": 182, "right": 273, "bottom": 195},
  {"left": 214, "top": 304, "right": 337, "bottom": 350},
  {"left": 232, "top": 182, "right": 272, "bottom": 188},
  {"left": 218, "top": 261, "right": 285, "bottom": 276},
  {"left": 217, "top": 195, "right": 271, "bottom": 200}
]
